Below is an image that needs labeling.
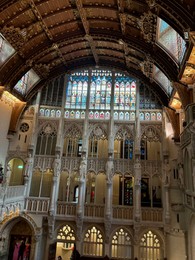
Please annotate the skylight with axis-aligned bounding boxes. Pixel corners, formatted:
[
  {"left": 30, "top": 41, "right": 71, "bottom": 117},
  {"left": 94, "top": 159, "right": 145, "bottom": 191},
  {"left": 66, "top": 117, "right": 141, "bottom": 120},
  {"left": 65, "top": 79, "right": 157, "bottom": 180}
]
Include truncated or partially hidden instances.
[{"left": 0, "top": 33, "right": 15, "bottom": 66}]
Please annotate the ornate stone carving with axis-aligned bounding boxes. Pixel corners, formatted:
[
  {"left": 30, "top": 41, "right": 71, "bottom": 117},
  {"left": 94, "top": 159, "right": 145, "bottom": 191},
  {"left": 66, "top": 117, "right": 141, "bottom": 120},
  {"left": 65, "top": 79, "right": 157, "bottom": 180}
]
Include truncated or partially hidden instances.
[
  {"left": 138, "top": 12, "right": 157, "bottom": 43},
  {"left": 1, "top": 26, "right": 27, "bottom": 50},
  {"left": 33, "top": 63, "right": 50, "bottom": 78},
  {"left": 105, "top": 157, "right": 114, "bottom": 184},
  {"left": 146, "top": 0, "right": 157, "bottom": 8},
  {"left": 140, "top": 55, "right": 153, "bottom": 78},
  {"left": 141, "top": 125, "right": 161, "bottom": 142}
]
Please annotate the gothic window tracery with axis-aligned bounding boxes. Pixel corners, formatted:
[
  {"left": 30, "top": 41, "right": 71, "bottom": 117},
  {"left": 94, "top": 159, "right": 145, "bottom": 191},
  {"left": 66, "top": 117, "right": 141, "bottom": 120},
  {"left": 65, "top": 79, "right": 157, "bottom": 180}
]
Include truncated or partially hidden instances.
[
  {"left": 111, "top": 228, "right": 132, "bottom": 259},
  {"left": 36, "top": 124, "right": 57, "bottom": 155},
  {"left": 83, "top": 226, "right": 103, "bottom": 256},
  {"left": 140, "top": 231, "right": 162, "bottom": 260}
]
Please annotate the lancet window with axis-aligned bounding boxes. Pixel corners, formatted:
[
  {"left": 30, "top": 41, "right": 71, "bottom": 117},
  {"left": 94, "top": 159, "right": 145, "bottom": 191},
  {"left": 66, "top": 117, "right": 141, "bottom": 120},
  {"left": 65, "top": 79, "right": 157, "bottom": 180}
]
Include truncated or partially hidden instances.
[
  {"left": 111, "top": 228, "right": 132, "bottom": 259},
  {"left": 83, "top": 226, "right": 103, "bottom": 256},
  {"left": 140, "top": 231, "right": 162, "bottom": 260}
]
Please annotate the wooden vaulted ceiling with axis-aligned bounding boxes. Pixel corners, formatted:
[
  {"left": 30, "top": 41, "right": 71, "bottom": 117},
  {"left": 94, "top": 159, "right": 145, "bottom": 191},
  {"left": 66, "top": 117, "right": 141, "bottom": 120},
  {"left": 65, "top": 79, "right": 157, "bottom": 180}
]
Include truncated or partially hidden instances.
[{"left": 0, "top": 0, "right": 195, "bottom": 107}]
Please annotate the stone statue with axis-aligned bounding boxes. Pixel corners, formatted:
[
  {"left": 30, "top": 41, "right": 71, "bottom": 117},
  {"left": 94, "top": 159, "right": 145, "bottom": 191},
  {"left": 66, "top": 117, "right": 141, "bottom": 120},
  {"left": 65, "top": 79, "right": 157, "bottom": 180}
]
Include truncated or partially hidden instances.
[
  {"left": 79, "top": 158, "right": 87, "bottom": 180},
  {"left": 24, "top": 154, "right": 33, "bottom": 177},
  {"left": 105, "top": 158, "right": 114, "bottom": 184},
  {"left": 54, "top": 154, "right": 61, "bottom": 177},
  {"left": 163, "top": 159, "right": 171, "bottom": 186},
  {"left": 5, "top": 163, "right": 11, "bottom": 186},
  {"left": 178, "top": 163, "right": 184, "bottom": 188}
]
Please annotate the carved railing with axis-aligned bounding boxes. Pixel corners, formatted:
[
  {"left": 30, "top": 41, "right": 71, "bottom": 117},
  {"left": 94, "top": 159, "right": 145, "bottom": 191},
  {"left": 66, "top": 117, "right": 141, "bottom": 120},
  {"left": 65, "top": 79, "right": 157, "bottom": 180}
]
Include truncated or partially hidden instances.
[
  {"left": 114, "top": 159, "right": 134, "bottom": 174},
  {"left": 5, "top": 185, "right": 25, "bottom": 200},
  {"left": 141, "top": 160, "right": 162, "bottom": 176},
  {"left": 25, "top": 197, "right": 50, "bottom": 213},
  {"left": 84, "top": 204, "right": 105, "bottom": 218},
  {"left": 141, "top": 208, "right": 163, "bottom": 222},
  {"left": 61, "top": 157, "right": 81, "bottom": 171},
  {"left": 87, "top": 158, "right": 106, "bottom": 173},
  {"left": 34, "top": 155, "right": 55, "bottom": 170},
  {"left": 112, "top": 205, "right": 133, "bottom": 220},
  {"left": 56, "top": 202, "right": 77, "bottom": 216}
]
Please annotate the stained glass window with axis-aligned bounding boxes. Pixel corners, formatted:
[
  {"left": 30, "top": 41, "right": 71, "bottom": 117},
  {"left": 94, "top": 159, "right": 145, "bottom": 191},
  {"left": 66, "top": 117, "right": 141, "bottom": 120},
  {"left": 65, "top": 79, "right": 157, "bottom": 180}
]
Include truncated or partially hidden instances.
[
  {"left": 139, "top": 83, "right": 162, "bottom": 109},
  {"left": 65, "top": 71, "right": 88, "bottom": 109},
  {"left": 153, "top": 65, "right": 172, "bottom": 95},
  {"left": 89, "top": 70, "right": 112, "bottom": 110},
  {"left": 157, "top": 18, "right": 186, "bottom": 63},
  {"left": 83, "top": 226, "right": 103, "bottom": 256},
  {"left": 114, "top": 73, "right": 136, "bottom": 111},
  {"left": 111, "top": 228, "right": 132, "bottom": 259},
  {"left": 0, "top": 33, "right": 15, "bottom": 66},
  {"left": 13, "top": 69, "right": 40, "bottom": 95},
  {"left": 140, "top": 231, "right": 162, "bottom": 260}
]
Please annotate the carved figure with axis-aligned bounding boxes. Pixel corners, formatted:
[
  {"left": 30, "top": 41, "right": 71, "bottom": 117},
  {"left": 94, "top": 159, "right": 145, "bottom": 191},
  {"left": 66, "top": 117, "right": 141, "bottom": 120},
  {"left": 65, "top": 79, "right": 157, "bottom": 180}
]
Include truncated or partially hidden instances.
[
  {"left": 105, "top": 158, "right": 114, "bottom": 183},
  {"left": 178, "top": 163, "right": 184, "bottom": 187},
  {"left": 54, "top": 155, "right": 61, "bottom": 177},
  {"left": 163, "top": 159, "right": 171, "bottom": 185},
  {"left": 79, "top": 158, "right": 87, "bottom": 180},
  {"left": 5, "top": 163, "right": 11, "bottom": 186},
  {"left": 24, "top": 154, "right": 33, "bottom": 177}
]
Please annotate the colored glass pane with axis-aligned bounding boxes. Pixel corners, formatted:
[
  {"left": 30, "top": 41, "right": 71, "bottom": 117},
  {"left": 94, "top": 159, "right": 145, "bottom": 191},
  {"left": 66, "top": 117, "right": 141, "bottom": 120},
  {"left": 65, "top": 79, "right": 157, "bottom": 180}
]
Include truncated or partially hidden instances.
[
  {"left": 65, "top": 71, "right": 88, "bottom": 109},
  {"left": 0, "top": 33, "right": 15, "bottom": 66},
  {"left": 13, "top": 69, "right": 40, "bottom": 95},
  {"left": 157, "top": 18, "right": 186, "bottom": 63},
  {"left": 89, "top": 70, "right": 112, "bottom": 110},
  {"left": 153, "top": 65, "right": 172, "bottom": 95},
  {"left": 114, "top": 74, "right": 136, "bottom": 111}
]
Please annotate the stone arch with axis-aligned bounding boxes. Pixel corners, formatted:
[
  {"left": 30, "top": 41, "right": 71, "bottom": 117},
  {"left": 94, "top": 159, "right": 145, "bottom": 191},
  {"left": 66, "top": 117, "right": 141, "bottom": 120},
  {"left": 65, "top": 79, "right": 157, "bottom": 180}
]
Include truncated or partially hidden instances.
[
  {"left": 110, "top": 226, "right": 134, "bottom": 259},
  {"left": 82, "top": 224, "right": 105, "bottom": 256},
  {"left": 138, "top": 228, "right": 165, "bottom": 259},
  {"left": 0, "top": 213, "right": 40, "bottom": 260}
]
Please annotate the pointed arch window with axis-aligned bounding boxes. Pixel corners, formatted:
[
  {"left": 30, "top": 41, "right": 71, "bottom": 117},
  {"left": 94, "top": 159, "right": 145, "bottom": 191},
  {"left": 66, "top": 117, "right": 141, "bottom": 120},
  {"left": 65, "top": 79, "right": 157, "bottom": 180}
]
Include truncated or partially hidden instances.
[
  {"left": 65, "top": 71, "right": 88, "bottom": 109},
  {"left": 83, "top": 226, "right": 103, "bottom": 256},
  {"left": 114, "top": 73, "right": 136, "bottom": 111},
  {"left": 111, "top": 228, "right": 132, "bottom": 259},
  {"left": 140, "top": 231, "right": 162, "bottom": 260}
]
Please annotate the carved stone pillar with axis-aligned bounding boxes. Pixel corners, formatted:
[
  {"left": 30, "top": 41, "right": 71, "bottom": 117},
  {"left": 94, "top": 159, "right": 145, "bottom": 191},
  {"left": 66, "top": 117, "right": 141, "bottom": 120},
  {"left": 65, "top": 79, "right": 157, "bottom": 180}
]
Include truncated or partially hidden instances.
[
  {"left": 134, "top": 157, "right": 141, "bottom": 222},
  {"left": 77, "top": 154, "right": 87, "bottom": 217},
  {"left": 105, "top": 156, "right": 114, "bottom": 219},
  {"left": 49, "top": 176, "right": 58, "bottom": 215},
  {"left": 49, "top": 156, "right": 61, "bottom": 214},
  {"left": 162, "top": 157, "right": 171, "bottom": 224}
]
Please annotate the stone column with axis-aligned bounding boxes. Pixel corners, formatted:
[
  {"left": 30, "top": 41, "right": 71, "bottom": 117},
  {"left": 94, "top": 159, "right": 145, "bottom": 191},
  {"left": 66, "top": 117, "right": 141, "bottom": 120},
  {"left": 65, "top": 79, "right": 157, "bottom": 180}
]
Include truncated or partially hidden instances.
[
  {"left": 49, "top": 156, "right": 61, "bottom": 215},
  {"left": 134, "top": 157, "right": 141, "bottom": 222},
  {"left": 134, "top": 81, "right": 141, "bottom": 222},
  {"left": 77, "top": 154, "right": 87, "bottom": 217},
  {"left": 105, "top": 155, "right": 114, "bottom": 218},
  {"left": 162, "top": 157, "right": 171, "bottom": 223}
]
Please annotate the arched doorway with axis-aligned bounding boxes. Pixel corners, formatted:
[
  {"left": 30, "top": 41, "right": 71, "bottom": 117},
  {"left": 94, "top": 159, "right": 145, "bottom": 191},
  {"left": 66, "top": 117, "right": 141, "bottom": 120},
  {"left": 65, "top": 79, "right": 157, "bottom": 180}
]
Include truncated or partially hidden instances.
[{"left": 8, "top": 219, "right": 32, "bottom": 260}]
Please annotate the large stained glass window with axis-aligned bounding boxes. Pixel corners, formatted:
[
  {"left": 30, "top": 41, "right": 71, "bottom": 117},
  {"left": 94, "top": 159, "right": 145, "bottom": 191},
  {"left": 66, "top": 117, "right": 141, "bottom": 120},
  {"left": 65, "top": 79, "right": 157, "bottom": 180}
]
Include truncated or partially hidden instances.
[
  {"left": 114, "top": 73, "right": 136, "bottom": 111},
  {"left": 13, "top": 69, "right": 40, "bottom": 95},
  {"left": 89, "top": 70, "right": 112, "bottom": 110},
  {"left": 157, "top": 18, "right": 186, "bottom": 63},
  {"left": 65, "top": 70, "right": 88, "bottom": 109},
  {"left": 0, "top": 33, "right": 15, "bottom": 66}
]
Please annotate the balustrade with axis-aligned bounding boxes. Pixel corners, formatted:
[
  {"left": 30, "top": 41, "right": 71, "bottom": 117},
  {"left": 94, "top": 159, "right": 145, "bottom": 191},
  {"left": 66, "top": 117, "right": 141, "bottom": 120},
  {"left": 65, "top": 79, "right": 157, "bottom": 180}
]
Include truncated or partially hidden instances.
[
  {"left": 6, "top": 186, "right": 25, "bottom": 200},
  {"left": 84, "top": 204, "right": 105, "bottom": 218},
  {"left": 112, "top": 205, "right": 133, "bottom": 220},
  {"left": 141, "top": 208, "right": 163, "bottom": 222},
  {"left": 61, "top": 157, "right": 81, "bottom": 171},
  {"left": 26, "top": 197, "right": 50, "bottom": 213},
  {"left": 34, "top": 155, "right": 55, "bottom": 170},
  {"left": 56, "top": 202, "right": 77, "bottom": 216}
]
